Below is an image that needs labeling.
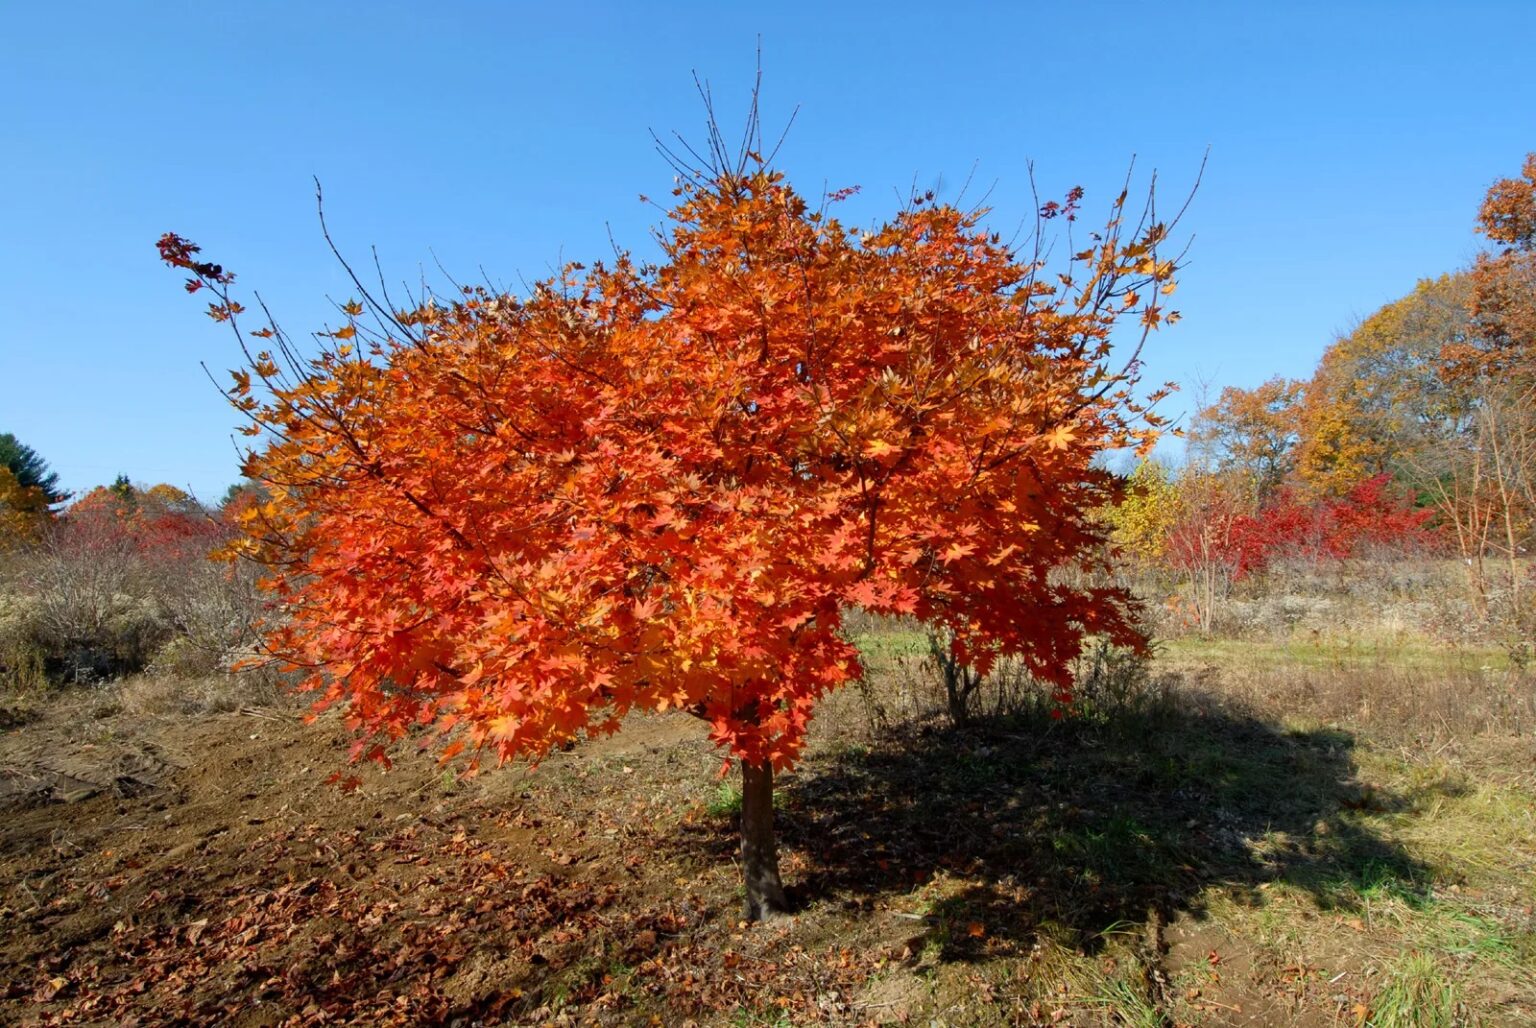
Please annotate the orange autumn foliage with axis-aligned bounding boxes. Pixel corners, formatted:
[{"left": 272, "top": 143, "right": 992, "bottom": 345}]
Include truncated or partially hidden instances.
[
  {"left": 1448, "top": 153, "right": 1536, "bottom": 378},
  {"left": 1189, "top": 376, "right": 1304, "bottom": 503},
  {"left": 0, "top": 467, "right": 52, "bottom": 549},
  {"left": 159, "top": 153, "right": 1180, "bottom": 775}
]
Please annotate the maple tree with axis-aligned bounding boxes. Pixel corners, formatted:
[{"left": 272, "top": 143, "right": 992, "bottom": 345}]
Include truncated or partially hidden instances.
[{"left": 160, "top": 119, "right": 1183, "bottom": 918}]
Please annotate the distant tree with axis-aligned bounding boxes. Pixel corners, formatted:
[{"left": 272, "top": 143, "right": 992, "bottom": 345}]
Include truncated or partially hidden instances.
[
  {"left": 107, "top": 474, "right": 136, "bottom": 507},
  {"left": 1189, "top": 377, "right": 1303, "bottom": 503},
  {"left": 220, "top": 481, "right": 263, "bottom": 510},
  {"left": 143, "top": 483, "right": 202, "bottom": 515},
  {"left": 0, "top": 433, "right": 67, "bottom": 507},
  {"left": 1447, "top": 153, "right": 1536, "bottom": 378},
  {"left": 1295, "top": 274, "right": 1476, "bottom": 497},
  {"left": 1390, "top": 157, "right": 1536, "bottom": 639},
  {"left": 66, "top": 481, "right": 223, "bottom": 563},
  {"left": 0, "top": 467, "right": 52, "bottom": 548},
  {"left": 0, "top": 434, "right": 65, "bottom": 546},
  {"left": 1105, "top": 459, "right": 1181, "bottom": 565},
  {"left": 1416, "top": 379, "right": 1536, "bottom": 631}
]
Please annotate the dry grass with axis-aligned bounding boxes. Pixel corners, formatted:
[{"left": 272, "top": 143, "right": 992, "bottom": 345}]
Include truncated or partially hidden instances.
[
  {"left": 0, "top": 669, "right": 292, "bottom": 735},
  {"left": 808, "top": 621, "right": 1536, "bottom": 1025},
  {"left": 111, "top": 669, "right": 288, "bottom": 717},
  {"left": 1169, "top": 647, "right": 1536, "bottom": 745}
]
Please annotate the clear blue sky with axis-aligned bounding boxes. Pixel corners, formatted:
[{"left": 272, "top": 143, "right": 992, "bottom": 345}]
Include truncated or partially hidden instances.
[{"left": 3, "top": 1, "right": 1533, "bottom": 501}]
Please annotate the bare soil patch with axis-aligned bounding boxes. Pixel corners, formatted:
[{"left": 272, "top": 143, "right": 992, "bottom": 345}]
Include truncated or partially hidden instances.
[{"left": 2, "top": 662, "right": 1533, "bottom": 1026}]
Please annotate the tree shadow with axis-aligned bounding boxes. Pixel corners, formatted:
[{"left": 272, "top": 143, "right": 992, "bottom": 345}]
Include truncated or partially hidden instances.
[{"left": 679, "top": 689, "right": 1435, "bottom": 962}]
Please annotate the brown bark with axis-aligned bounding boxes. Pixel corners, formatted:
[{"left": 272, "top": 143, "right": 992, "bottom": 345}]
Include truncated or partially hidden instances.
[{"left": 739, "top": 760, "right": 789, "bottom": 921}]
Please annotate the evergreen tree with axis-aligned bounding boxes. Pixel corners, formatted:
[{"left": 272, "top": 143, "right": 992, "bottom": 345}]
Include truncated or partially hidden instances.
[{"left": 0, "top": 433, "right": 68, "bottom": 506}]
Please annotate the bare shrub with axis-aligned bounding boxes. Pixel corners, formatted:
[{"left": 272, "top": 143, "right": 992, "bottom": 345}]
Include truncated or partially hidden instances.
[
  {"left": 926, "top": 627, "right": 983, "bottom": 725},
  {"left": 148, "top": 557, "right": 263, "bottom": 677},
  {"left": 849, "top": 612, "right": 1173, "bottom": 731},
  {"left": 20, "top": 512, "right": 170, "bottom": 680},
  {"left": 1, "top": 487, "right": 265, "bottom": 690}
]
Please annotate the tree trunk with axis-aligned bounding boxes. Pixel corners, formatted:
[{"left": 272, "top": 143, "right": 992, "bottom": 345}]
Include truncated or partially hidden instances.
[
  {"left": 930, "top": 628, "right": 978, "bottom": 726},
  {"left": 739, "top": 760, "right": 789, "bottom": 921}
]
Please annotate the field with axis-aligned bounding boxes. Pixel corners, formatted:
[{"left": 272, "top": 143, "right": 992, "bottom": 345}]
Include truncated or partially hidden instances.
[{"left": 2, "top": 630, "right": 1534, "bottom": 1027}]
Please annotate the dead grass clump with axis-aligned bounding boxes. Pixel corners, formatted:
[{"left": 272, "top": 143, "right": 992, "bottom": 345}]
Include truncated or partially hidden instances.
[
  {"left": 115, "top": 671, "right": 288, "bottom": 718},
  {"left": 1185, "top": 659, "right": 1535, "bottom": 746}
]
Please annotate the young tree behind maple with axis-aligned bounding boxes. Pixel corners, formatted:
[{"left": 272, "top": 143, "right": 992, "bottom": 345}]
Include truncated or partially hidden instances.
[
  {"left": 1163, "top": 468, "right": 1250, "bottom": 635},
  {"left": 1103, "top": 458, "right": 1180, "bottom": 568},
  {"left": 161, "top": 117, "right": 1184, "bottom": 919}
]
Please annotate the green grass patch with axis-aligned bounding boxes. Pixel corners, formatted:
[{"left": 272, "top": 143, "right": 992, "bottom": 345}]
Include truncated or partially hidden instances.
[
  {"left": 851, "top": 628, "right": 929, "bottom": 667},
  {"left": 1073, "top": 950, "right": 1163, "bottom": 1028},
  {"left": 1368, "top": 950, "right": 1463, "bottom": 1028},
  {"left": 705, "top": 782, "right": 743, "bottom": 818}
]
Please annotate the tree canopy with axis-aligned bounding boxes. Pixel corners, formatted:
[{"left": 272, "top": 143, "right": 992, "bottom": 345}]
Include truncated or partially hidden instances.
[
  {"left": 0, "top": 433, "right": 66, "bottom": 546},
  {"left": 162, "top": 132, "right": 1182, "bottom": 916},
  {"left": 1461, "top": 152, "right": 1536, "bottom": 376},
  {"left": 1189, "top": 377, "right": 1304, "bottom": 503},
  {"left": 1295, "top": 273, "right": 1476, "bottom": 496}
]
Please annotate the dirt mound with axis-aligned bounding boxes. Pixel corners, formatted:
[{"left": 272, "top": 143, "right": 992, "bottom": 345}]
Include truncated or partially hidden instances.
[{"left": 0, "top": 741, "right": 182, "bottom": 809}]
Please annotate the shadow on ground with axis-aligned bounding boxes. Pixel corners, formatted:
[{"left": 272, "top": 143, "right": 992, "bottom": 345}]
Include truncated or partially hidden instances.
[{"left": 681, "top": 690, "right": 1435, "bottom": 962}]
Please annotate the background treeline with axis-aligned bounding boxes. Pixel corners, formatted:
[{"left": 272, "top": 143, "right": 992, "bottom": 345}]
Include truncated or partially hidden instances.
[
  {"left": 1106, "top": 154, "right": 1536, "bottom": 651},
  {"left": 2, "top": 155, "right": 1533, "bottom": 694}
]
